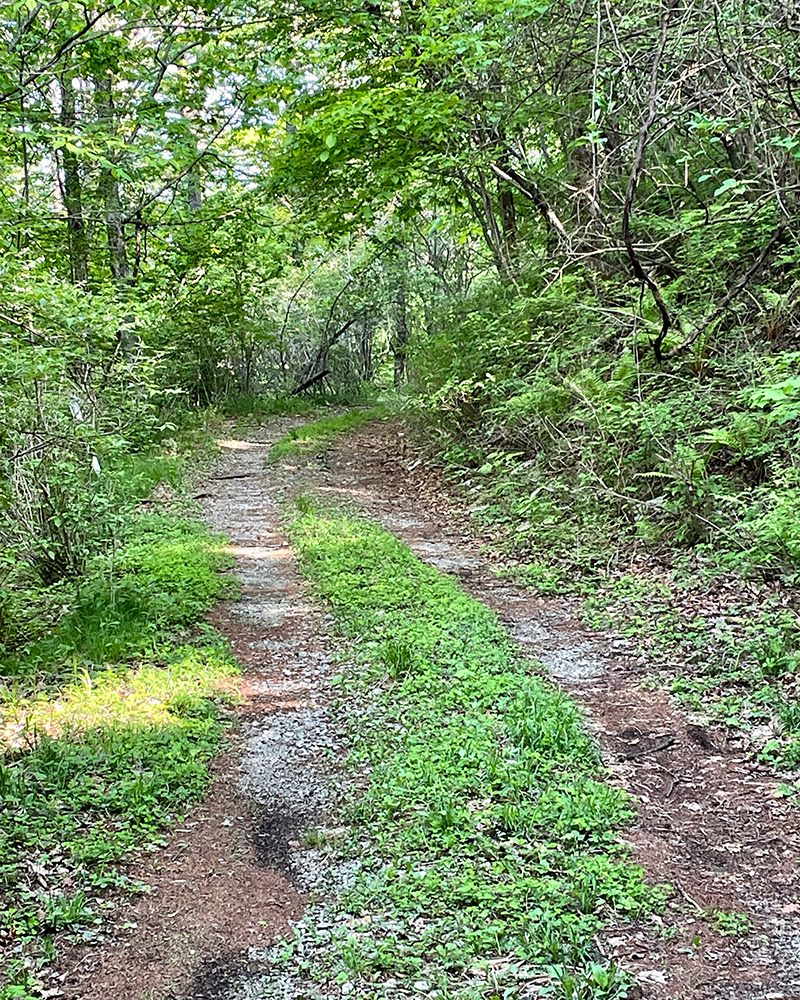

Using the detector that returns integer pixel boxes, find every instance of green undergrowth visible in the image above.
[458,461,800,770]
[220,385,385,419]
[415,402,800,768]
[409,275,800,765]
[288,501,662,999]
[0,425,219,658]
[269,405,390,461]
[429,425,800,768]
[0,512,239,997]
[221,393,317,418]
[2,514,235,688]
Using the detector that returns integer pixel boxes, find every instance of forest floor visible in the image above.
[56,416,800,1000]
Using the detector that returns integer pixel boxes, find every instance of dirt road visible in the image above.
[58,418,800,1000]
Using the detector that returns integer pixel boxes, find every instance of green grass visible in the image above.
[287,501,661,999]
[1,514,235,688]
[269,406,389,462]
[0,513,239,997]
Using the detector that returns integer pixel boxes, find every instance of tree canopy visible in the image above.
[2,0,800,585]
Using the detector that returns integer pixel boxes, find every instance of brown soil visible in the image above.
[57,757,303,1000]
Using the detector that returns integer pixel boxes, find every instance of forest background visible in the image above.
[2,0,800,991]
[4,0,800,770]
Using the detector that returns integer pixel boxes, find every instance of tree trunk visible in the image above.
[58,74,89,285]
[94,69,137,358]
[94,71,130,284]
[496,157,518,268]
[18,51,29,251]
[393,283,410,387]
[187,169,203,214]
[359,315,374,382]
[99,164,130,283]
[460,170,518,284]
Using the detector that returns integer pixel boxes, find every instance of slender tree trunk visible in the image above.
[187,169,203,214]
[185,127,204,217]
[393,283,410,387]
[498,184,517,262]
[94,71,130,284]
[59,74,89,285]
[18,49,29,251]
[99,163,130,282]
[460,170,519,284]
[94,69,137,359]
[359,315,373,382]
[132,208,145,279]
[496,155,518,268]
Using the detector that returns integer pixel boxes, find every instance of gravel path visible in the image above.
[60,424,339,1000]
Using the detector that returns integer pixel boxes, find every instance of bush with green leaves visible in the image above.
[0,261,183,598]
[413,259,800,581]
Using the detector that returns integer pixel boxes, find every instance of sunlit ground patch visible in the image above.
[216,438,258,450]
[221,544,294,560]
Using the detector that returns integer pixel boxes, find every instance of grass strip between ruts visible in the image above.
[289,500,663,1000]
[268,407,389,462]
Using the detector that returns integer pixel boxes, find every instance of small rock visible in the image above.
[636,970,668,985]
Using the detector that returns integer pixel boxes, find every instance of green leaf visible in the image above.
[713,177,745,197]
